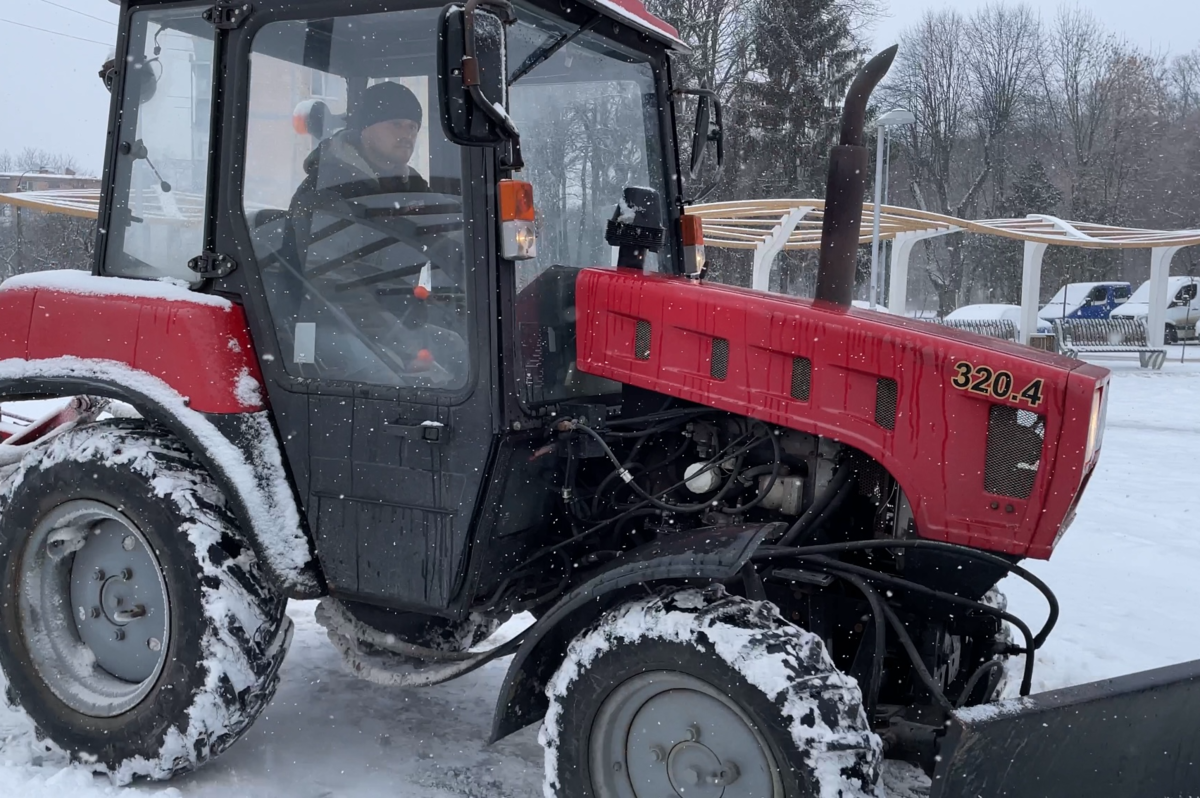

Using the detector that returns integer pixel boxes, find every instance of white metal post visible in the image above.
[1020,242,1049,345]
[887,233,917,317]
[751,207,809,292]
[1148,246,1181,348]
[869,130,885,308]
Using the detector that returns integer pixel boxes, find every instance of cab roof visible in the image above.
[575,0,688,51]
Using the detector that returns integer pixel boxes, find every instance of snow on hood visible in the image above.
[1,270,231,309]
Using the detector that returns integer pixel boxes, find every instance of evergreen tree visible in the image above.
[737,0,862,199]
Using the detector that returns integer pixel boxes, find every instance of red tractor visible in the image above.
[0,0,1196,795]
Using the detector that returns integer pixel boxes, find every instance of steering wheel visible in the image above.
[270,190,469,385]
[291,187,466,288]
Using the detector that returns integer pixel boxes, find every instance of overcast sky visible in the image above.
[0,0,1198,173]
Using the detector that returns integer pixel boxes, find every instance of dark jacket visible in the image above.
[290,129,429,215]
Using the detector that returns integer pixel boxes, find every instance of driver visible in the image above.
[287,82,468,386]
[292,81,429,205]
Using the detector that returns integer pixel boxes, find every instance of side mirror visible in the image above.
[438,1,520,160]
[676,88,724,178]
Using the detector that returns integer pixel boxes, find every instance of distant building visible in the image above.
[0,169,101,194]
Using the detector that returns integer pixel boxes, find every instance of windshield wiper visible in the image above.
[509,15,601,84]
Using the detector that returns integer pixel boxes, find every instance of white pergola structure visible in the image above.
[690,199,1200,346]
[0,188,101,219]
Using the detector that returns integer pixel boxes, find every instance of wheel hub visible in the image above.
[69,519,166,684]
[18,501,171,717]
[590,671,781,798]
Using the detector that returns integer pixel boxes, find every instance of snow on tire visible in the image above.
[540,585,882,798]
[0,420,291,783]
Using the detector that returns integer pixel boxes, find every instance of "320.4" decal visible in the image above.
[951,362,1045,408]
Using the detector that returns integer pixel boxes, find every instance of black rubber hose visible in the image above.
[798,553,1037,696]
[956,660,1006,708]
[575,423,755,515]
[777,463,858,546]
[754,538,1059,648]
[721,428,782,515]
[874,589,957,714]
[821,567,887,722]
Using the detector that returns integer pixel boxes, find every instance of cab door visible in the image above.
[213,4,499,612]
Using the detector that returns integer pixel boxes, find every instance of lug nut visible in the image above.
[113,629,125,642]
[612,762,623,773]
[148,638,162,652]
[91,607,101,619]
[93,568,106,582]
[122,536,136,551]
[121,568,132,581]
[686,725,701,742]
[649,745,666,762]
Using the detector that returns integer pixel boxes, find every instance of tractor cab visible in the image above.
[91,0,706,612]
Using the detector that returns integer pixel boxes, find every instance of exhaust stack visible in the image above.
[815,46,899,307]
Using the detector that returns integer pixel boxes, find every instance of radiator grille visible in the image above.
[790,357,812,401]
[634,320,651,360]
[985,405,1045,499]
[710,338,729,380]
[875,378,898,430]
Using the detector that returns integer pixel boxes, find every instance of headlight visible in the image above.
[1085,387,1107,461]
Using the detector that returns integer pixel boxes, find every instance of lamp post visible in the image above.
[869,110,914,309]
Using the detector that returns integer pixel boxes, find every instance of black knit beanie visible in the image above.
[352,82,423,130]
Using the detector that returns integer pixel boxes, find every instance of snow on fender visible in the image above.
[540,585,882,797]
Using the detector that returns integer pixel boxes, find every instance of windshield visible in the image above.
[507,9,672,288]
[1042,284,1100,312]
[505,7,671,407]
[1129,281,1152,303]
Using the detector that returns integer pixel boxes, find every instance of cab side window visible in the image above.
[103,8,215,282]
[1086,286,1108,303]
[242,10,469,391]
[1178,284,1197,303]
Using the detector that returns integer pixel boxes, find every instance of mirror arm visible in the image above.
[463,0,524,169]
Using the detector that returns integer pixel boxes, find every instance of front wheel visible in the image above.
[0,421,291,782]
[1166,324,1180,344]
[540,587,881,797]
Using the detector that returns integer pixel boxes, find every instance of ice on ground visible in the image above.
[3,356,1200,796]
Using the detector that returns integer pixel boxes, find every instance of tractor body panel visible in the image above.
[575,267,1109,559]
[0,272,264,414]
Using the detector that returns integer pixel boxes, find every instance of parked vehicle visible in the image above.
[1110,276,1200,342]
[945,303,1052,336]
[1038,282,1132,323]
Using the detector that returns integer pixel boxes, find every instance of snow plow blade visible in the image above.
[931,658,1200,798]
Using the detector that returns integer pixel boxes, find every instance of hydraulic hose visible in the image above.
[799,553,1038,696]
[777,461,858,546]
[755,538,1059,649]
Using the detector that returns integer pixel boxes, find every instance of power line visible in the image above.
[0,17,113,47]
[37,0,117,27]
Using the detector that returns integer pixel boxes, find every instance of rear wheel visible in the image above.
[0,421,291,782]
[540,587,881,797]
[1166,324,1180,344]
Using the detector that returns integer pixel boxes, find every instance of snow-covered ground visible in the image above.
[3,351,1200,797]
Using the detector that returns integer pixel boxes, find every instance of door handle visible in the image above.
[383,421,448,443]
